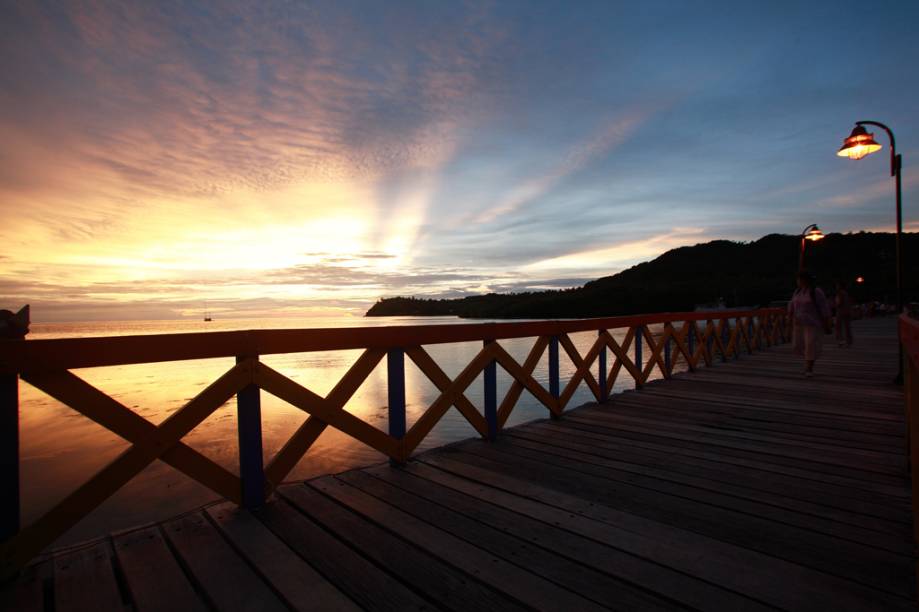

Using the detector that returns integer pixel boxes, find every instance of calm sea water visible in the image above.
[21,315,672,547]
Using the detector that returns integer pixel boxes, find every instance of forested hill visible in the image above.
[366,232,919,319]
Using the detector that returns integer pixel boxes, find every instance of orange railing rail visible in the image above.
[0,307,788,575]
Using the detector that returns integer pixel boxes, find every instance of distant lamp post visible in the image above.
[837,120,904,382]
[798,223,825,271]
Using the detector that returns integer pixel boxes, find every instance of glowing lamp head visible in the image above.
[837,125,882,160]
[856,276,864,284]
[803,225,824,242]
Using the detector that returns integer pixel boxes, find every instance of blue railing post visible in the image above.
[634,327,643,388]
[483,340,497,440]
[549,336,560,419]
[236,355,265,509]
[387,348,406,463]
[734,318,741,360]
[706,321,714,364]
[598,330,608,402]
[663,325,672,375]
[688,322,695,364]
[1,373,18,542]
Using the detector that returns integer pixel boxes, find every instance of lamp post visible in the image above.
[837,120,904,382]
[798,223,824,272]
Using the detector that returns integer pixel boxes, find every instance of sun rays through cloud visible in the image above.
[1,1,917,320]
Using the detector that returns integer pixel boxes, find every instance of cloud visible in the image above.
[817,173,919,208]
[523,227,708,273]
[1,2,917,322]
[467,109,654,225]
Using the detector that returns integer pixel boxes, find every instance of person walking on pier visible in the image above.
[834,280,854,347]
[789,271,832,377]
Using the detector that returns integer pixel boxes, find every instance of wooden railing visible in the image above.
[0,308,788,576]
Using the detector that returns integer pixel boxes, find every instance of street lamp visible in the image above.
[838,120,904,382]
[799,223,824,271]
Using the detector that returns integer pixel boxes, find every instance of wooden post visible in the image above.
[688,322,696,368]
[706,320,714,366]
[236,356,265,509]
[734,318,742,360]
[747,318,754,354]
[634,327,643,388]
[598,330,608,402]
[663,324,672,375]
[0,373,18,542]
[721,320,729,362]
[387,348,406,463]
[483,340,497,440]
[549,336,560,419]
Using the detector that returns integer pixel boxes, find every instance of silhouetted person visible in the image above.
[788,272,831,377]
[834,280,853,347]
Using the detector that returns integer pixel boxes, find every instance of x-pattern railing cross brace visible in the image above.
[0,308,790,577]
[2,360,253,575]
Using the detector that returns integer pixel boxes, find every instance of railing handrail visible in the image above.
[0,308,783,373]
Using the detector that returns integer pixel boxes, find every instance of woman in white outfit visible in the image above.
[788,271,831,377]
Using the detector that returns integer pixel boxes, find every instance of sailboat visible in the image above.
[203,301,212,322]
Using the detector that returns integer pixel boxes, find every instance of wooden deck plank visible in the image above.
[425,446,915,598]
[113,525,206,612]
[53,541,125,612]
[555,412,911,494]
[205,502,359,612]
[528,415,910,498]
[353,466,769,612]
[507,421,911,521]
[162,512,287,612]
[567,405,905,467]
[277,483,529,611]
[402,457,914,612]
[455,438,915,562]
[568,408,904,463]
[499,429,912,540]
[255,495,433,612]
[287,479,600,612]
[336,469,697,612]
[600,395,906,449]
[634,384,905,421]
[563,410,908,479]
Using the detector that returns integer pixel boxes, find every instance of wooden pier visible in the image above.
[2,315,917,610]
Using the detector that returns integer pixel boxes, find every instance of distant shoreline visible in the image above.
[366,232,918,319]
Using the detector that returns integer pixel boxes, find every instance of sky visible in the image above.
[1,1,918,322]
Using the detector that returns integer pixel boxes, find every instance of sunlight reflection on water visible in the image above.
[20,315,675,546]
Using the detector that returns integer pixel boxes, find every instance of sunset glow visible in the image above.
[1,2,917,321]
